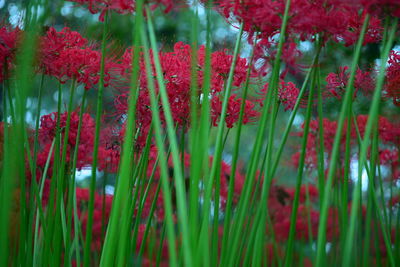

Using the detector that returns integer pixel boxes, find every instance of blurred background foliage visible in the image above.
[1,0,398,187]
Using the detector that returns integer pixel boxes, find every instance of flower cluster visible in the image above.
[67,0,180,21]
[360,0,400,18]
[267,183,339,242]
[325,66,375,99]
[214,0,383,45]
[39,27,117,89]
[259,81,301,111]
[75,188,113,250]
[0,26,22,82]
[115,41,261,149]
[293,115,400,181]
[211,95,259,128]
[36,111,96,173]
[0,26,119,90]
[208,0,384,78]
[385,50,400,106]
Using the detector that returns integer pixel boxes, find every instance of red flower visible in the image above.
[211,94,259,128]
[52,47,113,89]
[75,187,113,251]
[39,27,117,89]
[259,81,301,111]
[39,27,87,74]
[0,26,22,82]
[67,0,181,21]
[213,0,382,45]
[360,0,400,18]
[325,66,375,99]
[278,81,300,111]
[114,42,261,149]
[37,111,95,172]
[385,50,400,106]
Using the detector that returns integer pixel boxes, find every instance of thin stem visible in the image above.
[283,52,317,266]
[315,15,370,266]
[146,7,194,266]
[138,18,178,267]
[342,18,397,267]
[84,12,109,267]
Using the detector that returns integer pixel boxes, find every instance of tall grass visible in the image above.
[0,0,399,266]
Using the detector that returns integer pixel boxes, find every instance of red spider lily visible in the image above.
[67,0,182,21]
[385,50,400,106]
[37,111,96,173]
[293,115,400,172]
[0,26,22,82]
[39,27,119,89]
[325,66,375,99]
[114,42,261,149]
[259,81,301,111]
[360,0,400,18]
[213,0,382,45]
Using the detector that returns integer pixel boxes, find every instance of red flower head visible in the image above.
[325,66,375,99]
[40,27,117,89]
[0,26,22,82]
[259,81,301,111]
[211,94,260,128]
[37,111,95,172]
[67,0,182,21]
[360,0,400,18]
[213,0,382,45]
[114,42,262,149]
[39,27,88,74]
[75,187,113,251]
[385,50,400,106]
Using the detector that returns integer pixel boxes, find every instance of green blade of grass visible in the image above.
[198,21,244,266]
[283,50,318,266]
[342,18,397,267]
[0,10,41,265]
[138,21,178,267]
[83,12,110,267]
[100,0,143,263]
[224,0,292,265]
[220,33,258,262]
[315,15,370,266]
[146,7,193,266]
[65,88,87,267]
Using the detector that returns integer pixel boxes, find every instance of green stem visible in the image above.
[342,18,397,267]
[283,52,317,266]
[100,1,143,263]
[315,15,370,266]
[51,78,76,265]
[146,7,194,266]
[138,18,178,267]
[220,33,258,261]
[65,89,87,267]
[84,12,109,267]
